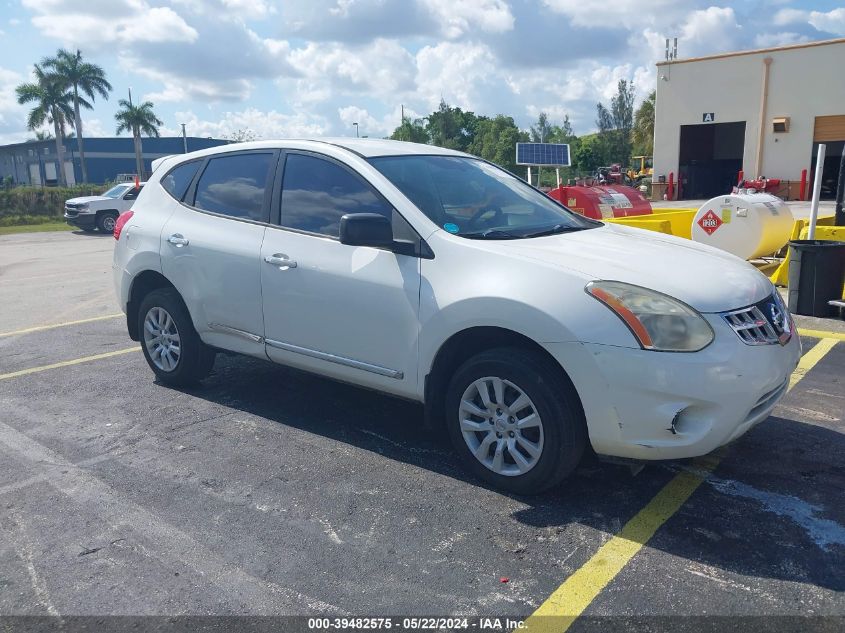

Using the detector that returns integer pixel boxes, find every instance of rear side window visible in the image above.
[193,153,273,222]
[280,153,393,237]
[161,161,200,201]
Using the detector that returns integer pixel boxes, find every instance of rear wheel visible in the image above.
[138,288,215,386]
[445,347,586,495]
[97,212,117,234]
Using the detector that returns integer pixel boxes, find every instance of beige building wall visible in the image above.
[653,38,845,190]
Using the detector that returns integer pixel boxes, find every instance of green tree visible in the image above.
[425,100,480,151]
[390,116,429,143]
[529,112,552,143]
[42,49,112,184]
[595,79,636,167]
[16,64,77,186]
[468,115,529,175]
[115,99,163,178]
[225,128,260,142]
[573,134,602,174]
[611,79,635,167]
[632,90,655,156]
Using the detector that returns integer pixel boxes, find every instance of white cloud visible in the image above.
[0,67,24,129]
[173,0,275,20]
[542,0,682,28]
[23,0,198,45]
[754,31,811,48]
[641,6,742,61]
[287,39,415,101]
[415,41,498,110]
[774,7,845,35]
[420,0,514,38]
[337,105,406,137]
[164,108,329,139]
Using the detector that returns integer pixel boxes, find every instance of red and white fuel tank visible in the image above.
[547,185,652,220]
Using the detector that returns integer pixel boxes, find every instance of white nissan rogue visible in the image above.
[113,139,800,494]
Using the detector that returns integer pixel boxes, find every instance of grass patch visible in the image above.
[0,221,74,236]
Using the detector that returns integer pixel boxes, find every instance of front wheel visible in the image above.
[97,212,117,234]
[138,288,215,386]
[445,347,586,495]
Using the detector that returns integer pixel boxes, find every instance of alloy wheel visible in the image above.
[143,306,182,372]
[458,376,544,476]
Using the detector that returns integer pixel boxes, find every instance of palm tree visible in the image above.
[16,64,77,186]
[43,49,112,184]
[115,99,163,179]
[632,91,656,156]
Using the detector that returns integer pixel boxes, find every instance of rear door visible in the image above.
[160,150,278,356]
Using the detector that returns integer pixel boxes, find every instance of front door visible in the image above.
[261,151,421,398]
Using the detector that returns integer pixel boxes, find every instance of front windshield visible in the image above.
[369,155,597,239]
[103,184,131,198]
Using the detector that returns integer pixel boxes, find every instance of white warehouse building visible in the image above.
[653,37,845,201]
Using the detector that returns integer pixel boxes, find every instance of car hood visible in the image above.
[492,222,773,313]
[66,195,109,204]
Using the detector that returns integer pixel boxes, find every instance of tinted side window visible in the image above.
[161,162,200,201]
[194,153,273,222]
[280,154,393,237]
[123,185,143,200]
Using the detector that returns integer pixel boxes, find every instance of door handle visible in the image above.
[167,234,189,247]
[264,253,297,269]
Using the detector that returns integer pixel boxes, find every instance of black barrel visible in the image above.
[787,240,845,317]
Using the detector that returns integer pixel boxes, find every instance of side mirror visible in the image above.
[339,213,393,248]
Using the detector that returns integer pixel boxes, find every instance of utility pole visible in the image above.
[353,122,359,138]
[401,104,405,141]
[181,123,188,153]
[128,87,133,106]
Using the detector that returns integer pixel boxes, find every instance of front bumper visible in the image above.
[64,211,96,229]
[545,314,802,460]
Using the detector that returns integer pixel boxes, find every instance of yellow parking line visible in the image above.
[0,347,139,381]
[524,338,839,633]
[797,328,845,342]
[0,313,123,338]
[789,337,839,390]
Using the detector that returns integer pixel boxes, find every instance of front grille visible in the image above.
[722,293,792,346]
[64,206,78,217]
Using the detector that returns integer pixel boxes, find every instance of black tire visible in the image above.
[445,347,586,495]
[137,287,215,386]
[97,212,118,234]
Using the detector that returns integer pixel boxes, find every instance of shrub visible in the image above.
[0,184,110,218]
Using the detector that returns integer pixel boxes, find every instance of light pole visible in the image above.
[352,122,359,138]
[181,123,188,153]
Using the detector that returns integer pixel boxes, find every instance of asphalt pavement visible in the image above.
[0,230,842,630]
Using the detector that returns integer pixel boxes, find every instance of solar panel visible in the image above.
[516,143,570,167]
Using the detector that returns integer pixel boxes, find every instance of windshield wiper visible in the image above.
[460,229,521,240]
[520,224,589,238]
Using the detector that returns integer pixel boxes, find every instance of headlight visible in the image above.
[78,203,89,210]
[586,281,714,352]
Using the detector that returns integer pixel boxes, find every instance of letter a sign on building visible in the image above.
[703,112,715,123]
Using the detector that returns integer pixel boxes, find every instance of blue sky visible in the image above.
[1,0,843,144]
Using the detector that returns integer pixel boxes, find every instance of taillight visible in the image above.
[114,210,134,240]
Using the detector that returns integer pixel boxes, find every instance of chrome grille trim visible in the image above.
[721,305,780,345]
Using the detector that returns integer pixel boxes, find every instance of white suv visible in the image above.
[113,140,800,494]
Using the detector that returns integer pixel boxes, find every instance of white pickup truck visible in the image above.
[64,182,144,233]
